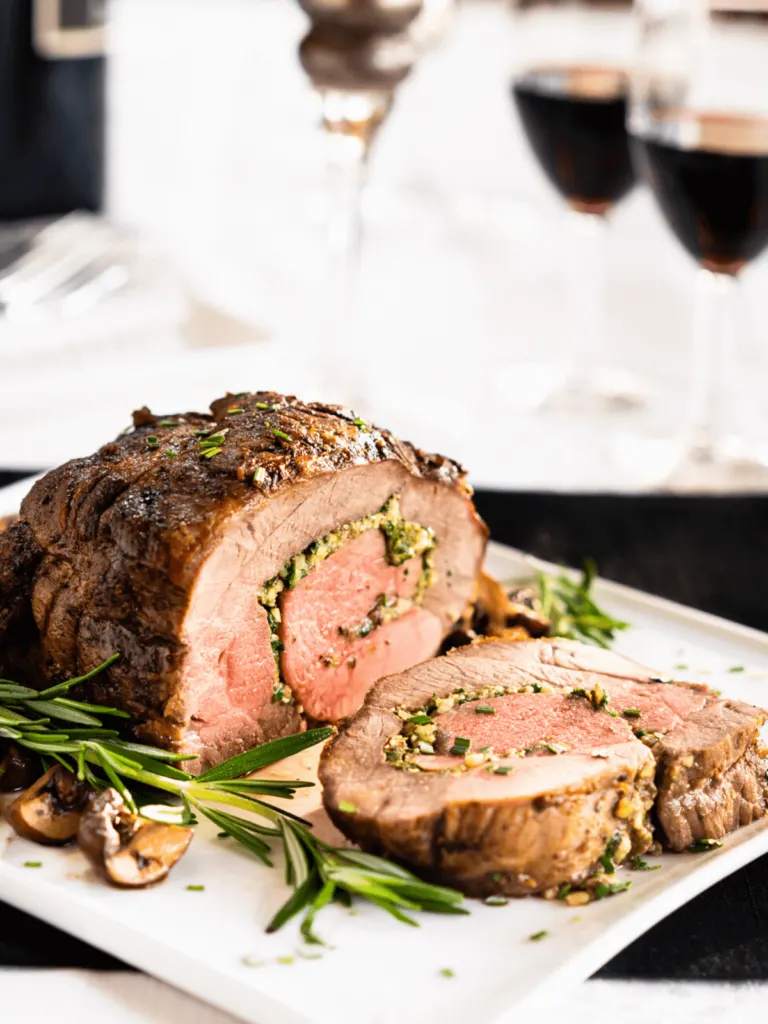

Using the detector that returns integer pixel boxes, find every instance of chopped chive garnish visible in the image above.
[475,705,496,715]
[408,713,433,725]
[556,883,571,899]
[146,435,159,449]
[277,956,295,965]
[186,884,205,891]
[272,428,291,442]
[546,743,568,754]
[165,449,178,458]
[253,467,267,485]
[227,408,245,415]
[450,736,471,756]
[201,447,222,459]
[338,801,358,814]
[593,881,631,900]
[529,930,548,941]
[353,417,368,428]
[484,895,508,907]
[256,401,271,410]
[440,968,455,978]
[23,861,42,868]
[598,834,620,875]
[728,666,745,673]
[493,766,512,775]
[157,419,179,427]
[623,708,642,718]
[690,837,722,852]
[630,855,660,871]
[675,664,688,671]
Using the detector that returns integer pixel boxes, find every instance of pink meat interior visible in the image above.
[435,692,634,756]
[280,529,443,720]
[595,677,708,734]
[178,572,296,763]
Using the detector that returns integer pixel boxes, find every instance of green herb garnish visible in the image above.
[440,968,455,978]
[408,714,433,726]
[450,736,471,756]
[272,428,291,442]
[598,833,621,875]
[146,435,159,450]
[475,705,496,715]
[484,895,508,907]
[728,666,745,674]
[690,837,722,852]
[593,881,631,899]
[187,884,205,891]
[529,930,548,941]
[630,855,660,871]
[535,559,628,649]
[338,801,358,815]
[493,766,512,775]
[623,709,642,718]
[23,861,42,868]
[0,660,465,941]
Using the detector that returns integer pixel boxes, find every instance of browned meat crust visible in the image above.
[5,392,486,760]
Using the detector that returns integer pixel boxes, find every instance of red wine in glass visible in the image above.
[512,65,635,216]
[632,112,768,275]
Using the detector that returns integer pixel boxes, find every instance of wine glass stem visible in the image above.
[562,209,607,394]
[324,133,368,404]
[690,269,738,461]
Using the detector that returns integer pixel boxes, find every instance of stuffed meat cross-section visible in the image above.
[321,637,768,896]
[0,392,486,770]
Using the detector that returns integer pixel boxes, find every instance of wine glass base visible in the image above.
[663,436,768,493]
[496,360,647,414]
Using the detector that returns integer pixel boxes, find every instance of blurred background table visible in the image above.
[3,0,767,490]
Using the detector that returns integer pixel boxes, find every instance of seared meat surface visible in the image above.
[0,392,486,770]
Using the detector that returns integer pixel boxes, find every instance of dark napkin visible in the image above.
[2,477,768,979]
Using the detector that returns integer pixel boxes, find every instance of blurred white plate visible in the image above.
[0,478,767,1023]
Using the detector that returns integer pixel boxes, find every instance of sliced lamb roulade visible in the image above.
[1,392,486,769]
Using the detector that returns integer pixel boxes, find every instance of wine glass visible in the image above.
[509,0,643,413]
[629,0,768,488]
[297,1,423,402]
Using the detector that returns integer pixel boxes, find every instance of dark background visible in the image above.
[2,474,768,979]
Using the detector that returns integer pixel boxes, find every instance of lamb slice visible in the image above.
[15,392,486,769]
[653,697,768,850]
[279,529,443,721]
[449,638,768,849]
[320,657,656,898]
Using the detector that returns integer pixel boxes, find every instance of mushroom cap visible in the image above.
[77,789,193,888]
[5,764,92,845]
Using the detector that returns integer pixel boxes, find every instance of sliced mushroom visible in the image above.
[0,744,40,792]
[505,585,551,638]
[77,789,193,888]
[5,765,92,844]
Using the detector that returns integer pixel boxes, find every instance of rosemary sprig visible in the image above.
[0,658,465,939]
[535,560,628,649]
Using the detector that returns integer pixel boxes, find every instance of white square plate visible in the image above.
[1,477,767,1024]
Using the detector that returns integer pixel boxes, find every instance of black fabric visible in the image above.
[0,1,105,220]
[1,476,767,979]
